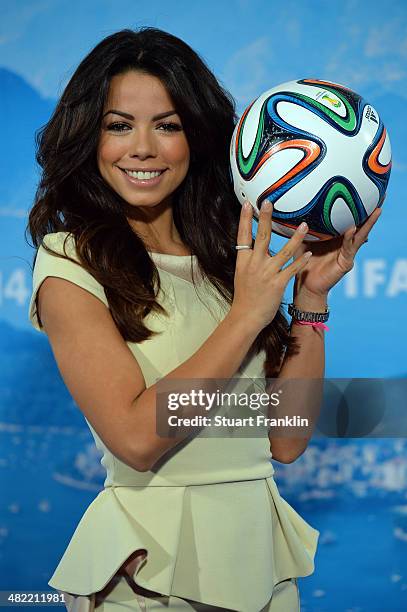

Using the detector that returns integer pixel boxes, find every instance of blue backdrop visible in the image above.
[0,1,406,611]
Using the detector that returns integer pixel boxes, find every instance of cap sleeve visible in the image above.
[28,232,109,332]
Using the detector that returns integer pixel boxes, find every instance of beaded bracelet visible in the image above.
[288,303,330,332]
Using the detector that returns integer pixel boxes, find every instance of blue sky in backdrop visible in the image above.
[1,0,406,111]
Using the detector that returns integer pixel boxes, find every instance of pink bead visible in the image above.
[294,320,329,331]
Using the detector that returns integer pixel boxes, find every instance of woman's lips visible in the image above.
[119,168,167,187]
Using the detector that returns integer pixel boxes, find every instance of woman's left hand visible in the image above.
[292,207,382,300]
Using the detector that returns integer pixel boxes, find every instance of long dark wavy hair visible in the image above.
[27,27,297,377]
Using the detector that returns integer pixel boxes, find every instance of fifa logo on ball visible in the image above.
[321,93,342,108]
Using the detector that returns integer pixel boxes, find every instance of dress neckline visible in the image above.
[148,252,197,259]
[148,251,201,284]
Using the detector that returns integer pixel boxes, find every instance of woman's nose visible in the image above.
[128,127,157,159]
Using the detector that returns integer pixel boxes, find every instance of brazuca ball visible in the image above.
[230,78,391,241]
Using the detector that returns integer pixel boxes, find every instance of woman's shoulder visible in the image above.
[35,230,103,288]
[38,230,93,272]
[40,231,78,257]
[29,231,108,331]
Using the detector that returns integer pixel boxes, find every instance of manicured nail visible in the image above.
[298,222,308,233]
[304,251,313,259]
[243,202,251,210]
[262,200,272,211]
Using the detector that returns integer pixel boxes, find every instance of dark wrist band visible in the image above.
[288,302,330,323]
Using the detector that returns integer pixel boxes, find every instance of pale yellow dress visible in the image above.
[28,232,319,612]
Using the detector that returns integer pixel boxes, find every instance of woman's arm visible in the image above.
[268,207,382,463]
[38,276,265,473]
[268,289,327,463]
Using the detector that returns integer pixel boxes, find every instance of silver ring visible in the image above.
[235,245,252,250]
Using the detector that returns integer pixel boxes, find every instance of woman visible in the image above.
[27,27,380,612]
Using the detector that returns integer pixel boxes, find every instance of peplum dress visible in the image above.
[28,231,319,612]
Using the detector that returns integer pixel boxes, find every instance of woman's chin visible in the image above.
[120,194,170,212]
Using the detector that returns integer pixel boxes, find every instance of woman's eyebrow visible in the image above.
[102,109,177,120]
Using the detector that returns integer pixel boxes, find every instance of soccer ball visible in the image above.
[230,78,391,241]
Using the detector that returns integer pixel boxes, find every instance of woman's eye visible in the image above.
[106,122,131,132]
[157,122,183,132]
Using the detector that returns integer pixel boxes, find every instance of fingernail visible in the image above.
[304,251,312,259]
[298,222,308,233]
[243,202,251,211]
[262,200,272,211]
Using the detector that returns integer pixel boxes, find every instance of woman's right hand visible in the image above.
[230,200,312,332]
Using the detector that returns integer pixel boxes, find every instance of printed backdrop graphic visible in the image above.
[0,1,406,611]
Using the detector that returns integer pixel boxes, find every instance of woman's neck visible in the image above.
[126,199,190,256]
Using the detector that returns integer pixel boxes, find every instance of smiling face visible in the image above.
[97,70,190,210]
